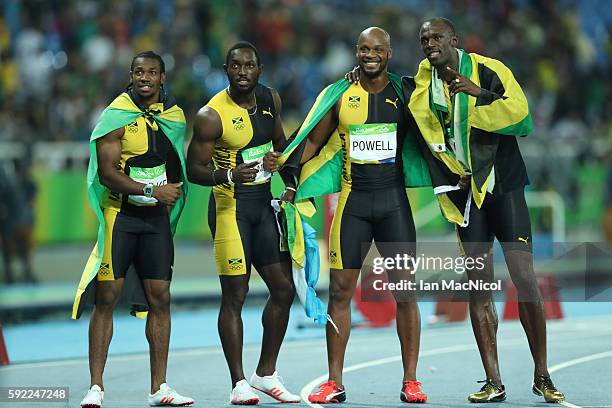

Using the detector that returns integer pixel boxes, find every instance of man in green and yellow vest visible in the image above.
[406,18,565,404]
[278,27,431,405]
[74,51,193,408]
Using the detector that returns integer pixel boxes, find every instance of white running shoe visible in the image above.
[250,371,300,403]
[230,379,260,405]
[148,383,194,406]
[81,385,104,408]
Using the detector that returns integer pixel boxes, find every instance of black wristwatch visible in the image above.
[143,183,154,198]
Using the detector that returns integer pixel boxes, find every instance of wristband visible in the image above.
[227,168,234,184]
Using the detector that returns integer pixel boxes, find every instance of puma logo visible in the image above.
[518,236,529,244]
[263,108,273,117]
[385,98,398,109]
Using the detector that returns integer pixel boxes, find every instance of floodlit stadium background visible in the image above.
[0,1,611,406]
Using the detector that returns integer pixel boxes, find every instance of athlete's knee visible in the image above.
[329,278,354,307]
[275,285,295,307]
[147,290,171,312]
[394,292,417,305]
[469,298,496,317]
[507,267,540,301]
[95,282,122,312]
[221,286,249,310]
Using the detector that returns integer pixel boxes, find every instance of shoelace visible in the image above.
[477,379,500,392]
[314,381,337,396]
[268,373,286,388]
[402,381,423,394]
[159,385,175,395]
[535,375,555,390]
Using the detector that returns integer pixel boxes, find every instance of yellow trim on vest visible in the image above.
[212,192,248,276]
[98,209,119,281]
[208,89,256,198]
[329,187,351,270]
[338,83,369,188]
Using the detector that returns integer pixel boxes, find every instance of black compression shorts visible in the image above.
[329,185,416,270]
[208,191,290,275]
[97,209,174,282]
[457,188,532,255]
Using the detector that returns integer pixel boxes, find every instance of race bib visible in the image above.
[128,164,167,205]
[348,123,397,164]
[241,141,273,184]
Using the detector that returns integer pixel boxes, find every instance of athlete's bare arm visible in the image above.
[96,128,181,205]
[300,101,340,164]
[187,106,257,186]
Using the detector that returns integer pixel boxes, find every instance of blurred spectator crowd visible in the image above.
[0,0,611,254]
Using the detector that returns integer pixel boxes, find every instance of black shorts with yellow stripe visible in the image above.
[97,208,174,282]
[457,188,532,256]
[208,191,290,275]
[329,185,416,270]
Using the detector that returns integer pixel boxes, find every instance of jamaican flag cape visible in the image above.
[72,91,188,319]
[404,49,532,226]
[279,74,431,218]
[278,74,430,276]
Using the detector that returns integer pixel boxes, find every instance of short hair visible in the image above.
[358,27,391,48]
[422,17,456,36]
[225,41,261,66]
[131,51,165,73]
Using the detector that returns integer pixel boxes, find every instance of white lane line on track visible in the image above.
[559,401,583,408]
[301,335,612,407]
[550,350,612,408]
[4,315,608,372]
[549,350,612,374]
[0,320,480,371]
[300,339,526,407]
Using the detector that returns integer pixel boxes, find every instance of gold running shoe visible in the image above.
[468,379,506,403]
[532,375,565,403]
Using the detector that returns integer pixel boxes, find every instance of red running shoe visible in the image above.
[400,380,427,403]
[308,381,346,404]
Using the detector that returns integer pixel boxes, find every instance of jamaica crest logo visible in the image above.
[348,95,360,109]
[232,116,245,131]
[98,262,111,277]
[330,250,338,264]
[127,121,139,133]
[228,258,243,271]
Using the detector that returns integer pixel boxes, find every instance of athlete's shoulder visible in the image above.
[470,53,512,74]
[206,88,229,110]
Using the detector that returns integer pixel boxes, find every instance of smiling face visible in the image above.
[224,48,262,94]
[130,57,165,102]
[356,27,392,79]
[419,20,458,68]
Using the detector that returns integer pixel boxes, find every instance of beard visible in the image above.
[229,77,258,95]
[359,59,388,79]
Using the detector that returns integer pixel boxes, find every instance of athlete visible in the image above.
[279,27,427,404]
[387,18,564,403]
[186,42,300,405]
[344,18,566,403]
[75,51,193,407]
